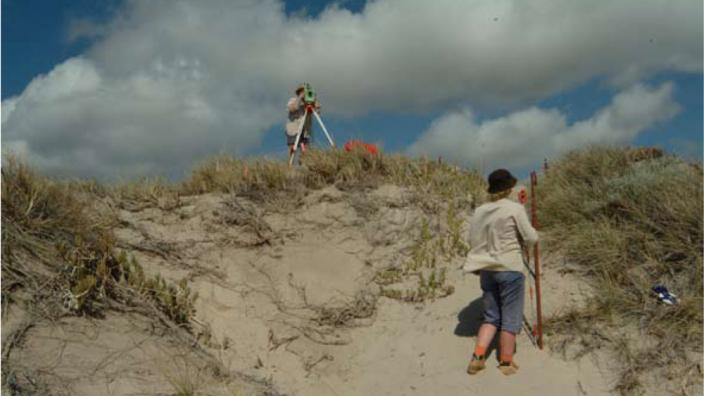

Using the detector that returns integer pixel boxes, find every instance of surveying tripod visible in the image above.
[288,103,336,167]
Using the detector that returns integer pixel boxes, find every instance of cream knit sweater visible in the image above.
[286,96,319,137]
[463,198,539,273]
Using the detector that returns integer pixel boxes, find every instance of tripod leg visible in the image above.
[312,110,335,148]
[289,111,308,167]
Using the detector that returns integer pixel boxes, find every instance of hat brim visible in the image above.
[487,177,517,194]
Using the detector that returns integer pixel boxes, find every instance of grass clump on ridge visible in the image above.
[180,154,290,195]
[539,146,703,394]
[180,148,486,212]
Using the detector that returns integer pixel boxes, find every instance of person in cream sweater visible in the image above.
[464,169,538,376]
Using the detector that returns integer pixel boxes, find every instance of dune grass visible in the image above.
[1,157,198,327]
[179,148,486,211]
[539,146,703,394]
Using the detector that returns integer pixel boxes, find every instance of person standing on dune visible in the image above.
[286,84,321,163]
[463,169,539,376]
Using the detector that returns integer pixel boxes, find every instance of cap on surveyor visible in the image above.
[295,84,305,94]
[487,169,517,194]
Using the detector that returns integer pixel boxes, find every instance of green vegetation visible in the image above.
[377,203,471,303]
[540,146,703,394]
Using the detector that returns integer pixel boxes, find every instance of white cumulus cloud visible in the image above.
[2,0,701,179]
[408,82,681,172]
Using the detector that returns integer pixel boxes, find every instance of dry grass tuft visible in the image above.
[314,291,378,327]
[111,177,181,211]
[180,155,290,196]
[540,146,703,394]
[179,149,486,211]
[1,157,198,326]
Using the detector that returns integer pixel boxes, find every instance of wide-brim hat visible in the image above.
[487,169,517,194]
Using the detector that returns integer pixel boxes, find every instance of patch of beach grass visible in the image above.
[540,146,703,394]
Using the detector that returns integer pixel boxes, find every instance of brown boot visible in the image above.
[498,360,520,376]
[466,354,486,375]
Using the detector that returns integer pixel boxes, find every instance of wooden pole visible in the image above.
[530,171,544,350]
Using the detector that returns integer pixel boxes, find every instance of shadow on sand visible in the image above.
[454,296,500,360]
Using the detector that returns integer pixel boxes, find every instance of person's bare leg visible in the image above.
[498,330,519,375]
[288,145,295,167]
[476,323,497,353]
[467,324,496,374]
[299,142,306,164]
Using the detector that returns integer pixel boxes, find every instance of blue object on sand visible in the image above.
[652,285,678,305]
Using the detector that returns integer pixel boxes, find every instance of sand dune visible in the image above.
[87,185,611,395]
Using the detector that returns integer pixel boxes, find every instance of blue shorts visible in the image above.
[480,270,525,334]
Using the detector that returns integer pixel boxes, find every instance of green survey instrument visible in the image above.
[303,83,317,105]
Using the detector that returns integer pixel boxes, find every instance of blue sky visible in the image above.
[2,0,118,98]
[2,0,702,180]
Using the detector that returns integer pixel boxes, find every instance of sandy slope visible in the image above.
[290,275,610,396]
[2,299,276,395]
[103,185,613,395]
